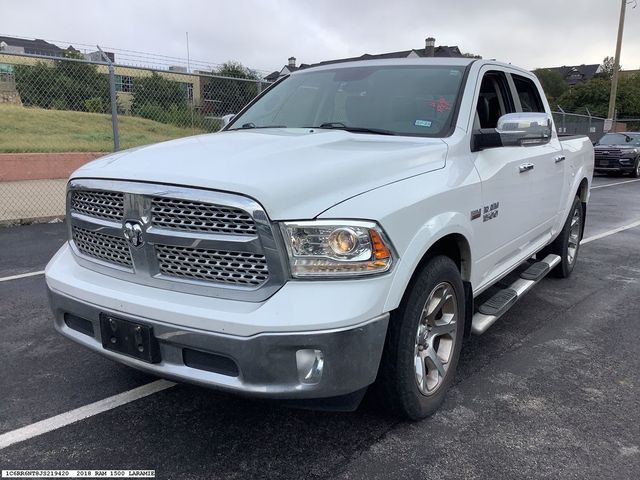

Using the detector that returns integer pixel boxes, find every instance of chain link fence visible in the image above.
[0,51,271,223]
[552,110,606,143]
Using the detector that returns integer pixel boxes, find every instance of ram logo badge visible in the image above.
[123,221,145,248]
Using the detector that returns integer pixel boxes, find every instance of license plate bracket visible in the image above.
[100,314,161,363]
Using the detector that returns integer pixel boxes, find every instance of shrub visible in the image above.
[84,97,108,113]
[14,51,109,112]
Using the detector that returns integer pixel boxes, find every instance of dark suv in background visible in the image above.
[594,132,640,177]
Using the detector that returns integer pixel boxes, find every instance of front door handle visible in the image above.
[554,155,566,163]
[519,163,535,173]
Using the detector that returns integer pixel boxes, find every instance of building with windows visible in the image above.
[0,45,200,112]
[0,36,65,57]
[543,64,602,86]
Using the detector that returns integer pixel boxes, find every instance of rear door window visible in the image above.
[512,75,545,113]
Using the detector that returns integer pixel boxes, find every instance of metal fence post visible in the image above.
[256,80,262,96]
[557,106,566,134]
[97,45,120,152]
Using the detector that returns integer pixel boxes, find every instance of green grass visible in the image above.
[0,104,206,153]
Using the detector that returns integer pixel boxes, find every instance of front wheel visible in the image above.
[631,158,640,178]
[376,255,465,420]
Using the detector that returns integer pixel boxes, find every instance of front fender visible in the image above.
[318,157,482,315]
[382,212,474,312]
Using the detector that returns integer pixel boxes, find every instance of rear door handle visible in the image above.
[554,155,566,163]
[519,163,535,173]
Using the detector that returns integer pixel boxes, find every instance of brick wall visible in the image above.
[0,152,105,182]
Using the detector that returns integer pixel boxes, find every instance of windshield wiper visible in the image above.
[227,123,287,131]
[316,122,396,136]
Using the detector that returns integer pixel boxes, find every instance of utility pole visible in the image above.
[606,0,627,130]
[186,32,191,73]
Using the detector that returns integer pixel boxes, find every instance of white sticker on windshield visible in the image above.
[415,120,432,128]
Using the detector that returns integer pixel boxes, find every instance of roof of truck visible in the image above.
[290,57,532,77]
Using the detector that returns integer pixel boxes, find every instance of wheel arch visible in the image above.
[577,176,589,203]
[576,176,589,237]
[384,226,473,314]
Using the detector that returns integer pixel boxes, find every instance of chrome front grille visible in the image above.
[72,226,133,268]
[151,197,256,235]
[156,245,269,286]
[71,190,124,221]
[67,180,285,301]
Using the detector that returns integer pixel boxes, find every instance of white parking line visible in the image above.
[582,219,640,245]
[0,270,45,283]
[0,380,175,450]
[591,178,640,190]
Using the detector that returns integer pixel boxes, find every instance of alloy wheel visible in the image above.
[414,282,458,396]
[567,206,581,265]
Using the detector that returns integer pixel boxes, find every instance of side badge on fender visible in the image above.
[471,202,500,222]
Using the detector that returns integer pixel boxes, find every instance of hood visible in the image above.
[72,129,447,219]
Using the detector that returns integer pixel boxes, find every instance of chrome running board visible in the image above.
[471,254,561,335]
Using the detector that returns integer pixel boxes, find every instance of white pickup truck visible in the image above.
[46,58,594,419]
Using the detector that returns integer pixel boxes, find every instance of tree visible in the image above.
[14,49,109,112]
[203,61,262,116]
[215,61,261,80]
[533,68,567,106]
[599,56,621,79]
[616,73,640,118]
[555,73,640,119]
[131,72,188,111]
[129,72,193,127]
[556,77,610,117]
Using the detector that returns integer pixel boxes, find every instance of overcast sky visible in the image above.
[2,0,640,73]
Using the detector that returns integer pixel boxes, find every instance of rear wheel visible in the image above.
[376,255,465,420]
[541,196,584,278]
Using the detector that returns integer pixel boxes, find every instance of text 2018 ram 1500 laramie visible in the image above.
[46,58,594,419]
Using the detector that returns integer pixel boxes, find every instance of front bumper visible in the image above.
[46,245,391,400]
[594,158,636,173]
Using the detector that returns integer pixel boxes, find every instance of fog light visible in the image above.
[296,349,324,384]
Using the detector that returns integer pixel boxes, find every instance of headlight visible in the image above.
[280,220,394,278]
[622,148,639,157]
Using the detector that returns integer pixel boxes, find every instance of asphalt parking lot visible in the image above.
[1,175,640,479]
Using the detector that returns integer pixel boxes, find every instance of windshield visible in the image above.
[597,133,640,146]
[228,65,467,137]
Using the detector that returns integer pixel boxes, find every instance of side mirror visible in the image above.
[221,114,236,127]
[496,112,553,146]
[473,112,553,151]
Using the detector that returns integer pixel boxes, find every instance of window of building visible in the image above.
[115,75,134,93]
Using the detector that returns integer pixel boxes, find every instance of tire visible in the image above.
[541,196,584,278]
[631,158,640,178]
[376,255,465,420]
